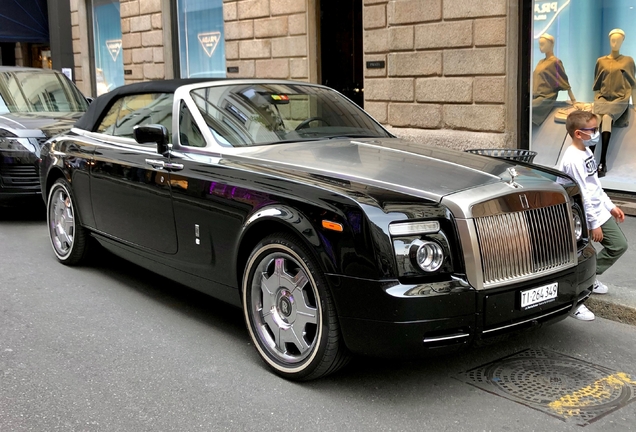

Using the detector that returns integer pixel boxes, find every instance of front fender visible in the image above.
[238,204,341,276]
[41,137,96,228]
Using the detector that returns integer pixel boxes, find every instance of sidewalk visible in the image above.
[584,197,636,325]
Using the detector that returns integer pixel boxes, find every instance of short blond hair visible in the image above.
[565,110,596,138]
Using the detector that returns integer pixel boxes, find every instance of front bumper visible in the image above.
[0,147,41,200]
[329,242,596,358]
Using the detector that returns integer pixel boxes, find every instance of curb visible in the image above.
[614,200,636,217]
[586,297,636,326]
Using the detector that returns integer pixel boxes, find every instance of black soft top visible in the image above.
[74,78,221,131]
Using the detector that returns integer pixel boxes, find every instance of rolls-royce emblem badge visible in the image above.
[519,194,530,209]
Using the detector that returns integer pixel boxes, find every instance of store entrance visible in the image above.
[319,0,363,108]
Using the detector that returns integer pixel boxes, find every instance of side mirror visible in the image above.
[133,124,170,155]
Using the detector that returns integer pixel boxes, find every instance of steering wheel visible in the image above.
[295,117,330,130]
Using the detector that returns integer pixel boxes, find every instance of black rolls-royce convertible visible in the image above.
[38,79,596,380]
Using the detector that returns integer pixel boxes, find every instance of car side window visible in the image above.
[97,93,174,143]
[178,102,206,148]
[96,99,123,134]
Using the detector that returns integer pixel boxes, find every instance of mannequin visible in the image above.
[532,34,576,125]
[592,28,636,177]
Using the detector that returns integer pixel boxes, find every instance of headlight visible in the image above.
[410,240,444,272]
[572,210,583,241]
[389,221,440,236]
[389,215,457,278]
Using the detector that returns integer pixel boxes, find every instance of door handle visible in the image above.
[145,159,165,168]
[164,162,184,171]
[145,159,184,171]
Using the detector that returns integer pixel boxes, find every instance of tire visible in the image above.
[47,178,90,265]
[242,232,350,380]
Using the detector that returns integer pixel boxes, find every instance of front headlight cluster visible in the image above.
[572,207,583,241]
[562,184,589,249]
[571,203,586,244]
[389,220,453,277]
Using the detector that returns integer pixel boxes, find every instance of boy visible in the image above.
[560,110,628,321]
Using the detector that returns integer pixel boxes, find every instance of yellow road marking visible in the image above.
[548,372,636,418]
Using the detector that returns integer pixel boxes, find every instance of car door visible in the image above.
[89,93,179,254]
[162,98,274,290]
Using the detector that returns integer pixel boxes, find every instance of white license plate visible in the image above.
[520,282,558,309]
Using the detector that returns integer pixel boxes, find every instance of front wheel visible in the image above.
[242,233,350,380]
[47,178,90,265]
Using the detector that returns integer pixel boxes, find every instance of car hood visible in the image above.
[0,112,83,138]
[227,138,534,203]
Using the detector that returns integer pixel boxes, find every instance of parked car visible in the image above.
[38,79,596,380]
[0,66,88,202]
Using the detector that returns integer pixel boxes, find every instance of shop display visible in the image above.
[592,28,636,177]
[532,34,576,125]
[530,2,636,191]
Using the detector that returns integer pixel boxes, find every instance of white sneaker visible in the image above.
[593,280,608,294]
[570,304,595,321]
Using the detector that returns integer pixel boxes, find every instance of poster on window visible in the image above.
[93,0,125,95]
[177,0,226,78]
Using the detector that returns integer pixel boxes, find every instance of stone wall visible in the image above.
[120,0,166,84]
[223,0,311,80]
[363,0,515,149]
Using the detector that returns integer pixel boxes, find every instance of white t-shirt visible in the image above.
[558,144,614,229]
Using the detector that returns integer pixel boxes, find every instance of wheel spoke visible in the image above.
[57,224,72,248]
[261,309,280,347]
[295,303,317,327]
[281,326,310,354]
[260,272,277,312]
[291,270,308,292]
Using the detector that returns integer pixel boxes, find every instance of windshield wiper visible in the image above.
[323,134,380,140]
[258,138,323,145]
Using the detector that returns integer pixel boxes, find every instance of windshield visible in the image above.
[0,70,88,114]
[189,83,391,147]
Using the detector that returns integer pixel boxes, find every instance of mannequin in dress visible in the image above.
[532,34,576,125]
[592,28,636,177]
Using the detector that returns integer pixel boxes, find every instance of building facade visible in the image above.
[62,0,636,192]
[69,0,517,149]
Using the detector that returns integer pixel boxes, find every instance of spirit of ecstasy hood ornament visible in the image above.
[505,167,523,189]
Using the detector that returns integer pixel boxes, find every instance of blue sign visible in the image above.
[177,0,226,78]
[92,1,124,95]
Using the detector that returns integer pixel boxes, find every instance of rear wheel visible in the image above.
[47,178,89,265]
[242,233,350,380]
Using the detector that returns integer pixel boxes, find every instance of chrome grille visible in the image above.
[474,202,576,286]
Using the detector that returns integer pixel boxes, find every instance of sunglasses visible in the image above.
[578,127,599,134]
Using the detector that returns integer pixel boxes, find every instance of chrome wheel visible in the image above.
[47,179,89,265]
[49,185,75,258]
[249,247,320,364]
[243,234,350,380]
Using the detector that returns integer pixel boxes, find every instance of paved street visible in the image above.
[1,202,636,431]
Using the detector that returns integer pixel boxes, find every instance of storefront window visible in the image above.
[92,0,125,96]
[176,0,226,78]
[530,1,636,191]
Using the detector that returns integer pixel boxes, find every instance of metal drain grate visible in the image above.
[453,348,636,426]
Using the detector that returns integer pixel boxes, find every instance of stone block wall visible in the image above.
[70,0,92,95]
[223,0,310,80]
[120,0,166,84]
[363,0,514,149]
